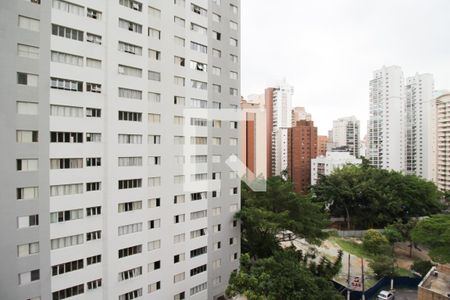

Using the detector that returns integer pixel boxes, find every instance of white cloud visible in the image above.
[242,0,450,135]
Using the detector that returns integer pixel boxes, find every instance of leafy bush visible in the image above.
[411,260,434,277]
[370,255,397,279]
[363,229,390,255]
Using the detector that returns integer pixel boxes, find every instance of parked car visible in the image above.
[377,290,395,300]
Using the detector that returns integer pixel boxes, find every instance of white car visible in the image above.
[377,290,395,300]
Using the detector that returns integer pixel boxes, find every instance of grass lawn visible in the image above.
[331,237,373,259]
[395,267,414,277]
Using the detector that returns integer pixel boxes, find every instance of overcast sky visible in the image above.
[241,0,450,135]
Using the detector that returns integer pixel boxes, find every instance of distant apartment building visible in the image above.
[292,106,312,125]
[265,81,294,177]
[405,73,435,179]
[240,98,267,179]
[317,135,328,156]
[368,65,405,171]
[287,120,318,193]
[331,116,360,157]
[0,1,241,299]
[433,92,450,191]
[311,152,362,185]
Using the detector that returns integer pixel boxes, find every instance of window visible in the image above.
[148,135,161,144]
[119,18,142,33]
[212,120,222,128]
[50,234,83,250]
[174,0,185,7]
[86,157,101,167]
[174,233,185,243]
[147,240,161,251]
[50,77,82,91]
[190,228,207,239]
[118,65,142,77]
[87,8,101,20]
[87,279,102,290]
[86,182,101,192]
[17,44,39,59]
[148,219,161,229]
[86,206,101,216]
[174,16,185,27]
[212,137,222,145]
[213,31,221,41]
[173,115,185,125]
[118,266,142,281]
[212,13,221,22]
[230,138,238,146]
[119,0,142,11]
[86,132,101,142]
[174,253,185,263]
[52,0,84,16]
[17,187,39,200]
[191,80,207,90]
[174,214,185,224]
[51,51,83,67]
[19,269,40,285]
[148,92,161,103]
[190,41,207,54]
[213,84,222,93]
[212,101,222,109]
[148,281,161,293]
[50,183,83,197]
[230,71,238,80]
[118,179,142,189]
[190,118,207,127]
[230,38,238,47]
[190,136,207,145]
[118,222,143,236]
[119,88,142,100]
[148,6,161,18]
[190,282,207,296]
[174,96,185,106]
[148,27,161,39]
[51,24,83,41]
[212,172,221,180]
[17,72,38,86]
[191,173,207,181]
[191,4,207,16]
[230,54,238,63]
[52,284,84,300]
[17,242,39,257]
[148,198,160,208]
[118,288,142,300]
[212,66,221,76]
[86,58,101,68]
[52,259,83,276]
[148,49,161,60]
[118,41,142,55]
[174,194,185,204]
[190,98,207,108]
[174,175,185,184]
[16,102,38,116]
[214,224,222,233]
[86,107,101,117]
[230,21,238,30]
[190,264,207,276]
[230,121,238,129]
[50,209,83,223]
[17,159,38,171]
[118,200,142,212]
[174,56,185,66]
[212,259,221,269]
[148,70,161,81]
[190,210,207,220]
[148,176,161,187]
[118,157,142,167]
[86,254,101,265]
[174,272,185,283]
[212,207,221,216]
[174,36,185,47]
[174,136,185,145]
[85,82,101,93]
[191,155,207,164]
[174,76,185,86]
[18,15,39,31]
[118,134,142,144]
[119,111,142,122]
[148,260,161,271]
[17,214,39,228]
[191,23,207,35]
[230,88,239,96]
[118,245,142,258]
[213,276,222,286]
[174,292,185,300]
[230,204,238,212]
[190,246,207,258]
[212,48,221,58]
[190,61,207,72]
[148,156,161,166]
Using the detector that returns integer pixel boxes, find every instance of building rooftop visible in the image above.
[419,265,450,297]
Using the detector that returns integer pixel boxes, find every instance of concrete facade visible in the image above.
[311,152,362,185]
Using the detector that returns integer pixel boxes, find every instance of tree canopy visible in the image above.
[312,165,442,229]
[411,214,450,263]
[226,250,343,300]
[239,176,329,258]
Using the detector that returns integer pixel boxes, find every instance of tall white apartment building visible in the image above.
[368,65,405,171]
[331,116,360,157]
[311,152,362,185]
[266,81,293,176]
[0,1,241,300]
[405,73,435,179]
[433,92,450,190]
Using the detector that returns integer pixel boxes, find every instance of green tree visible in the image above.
[411,260,434,277]
[370,255,397,279]
[312,165,442,229]
[239,177,329,258]
[362,229,390,255]
[226,250,343,300]
[411,215,450,263]
[384,219,418,257]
